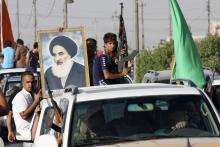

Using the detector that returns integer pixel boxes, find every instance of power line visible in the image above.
[10,11,211,22]
[190,10,206,24]
[22,3,34,28]
[45,0,56,18]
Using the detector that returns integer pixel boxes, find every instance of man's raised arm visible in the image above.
[0,89,9,116]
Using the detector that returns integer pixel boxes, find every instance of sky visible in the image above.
[5,0,220,50]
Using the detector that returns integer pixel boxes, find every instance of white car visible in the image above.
[18,83,220,147]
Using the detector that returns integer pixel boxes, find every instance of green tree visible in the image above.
[135,49,153,83]
[197,35,220,73]
[135,35,220,83]
[135,42,174,83]
[151,43,174,70]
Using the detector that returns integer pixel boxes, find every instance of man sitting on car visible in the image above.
[12,71,42,140]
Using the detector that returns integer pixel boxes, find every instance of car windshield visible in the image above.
[71,95,220,146]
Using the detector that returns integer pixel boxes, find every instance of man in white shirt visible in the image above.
[12,71,42,140]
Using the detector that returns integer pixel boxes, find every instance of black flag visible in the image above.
[118,3,128,71]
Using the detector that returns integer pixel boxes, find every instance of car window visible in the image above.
[212,85,220,110]
[215,85,220,99]
[40,106,55,135]
[71,95,220,146]
[214,85,220,100]
[5,81,21,102]
[5,82,21,95]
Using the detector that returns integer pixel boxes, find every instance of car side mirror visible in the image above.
[33,135,58,147]
[40,107,55,135]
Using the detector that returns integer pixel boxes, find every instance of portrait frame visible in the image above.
[37,27,90,98]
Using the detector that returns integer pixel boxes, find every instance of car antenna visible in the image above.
[45,75,62,124]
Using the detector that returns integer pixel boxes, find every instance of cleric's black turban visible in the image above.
[49,36,77,58]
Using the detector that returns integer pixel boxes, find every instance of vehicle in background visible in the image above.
[142,70,170,83]
[142,68,218,84]
[0,68,40,142]
[18,83,220,147]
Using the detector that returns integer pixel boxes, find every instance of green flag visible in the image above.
[169,0,205,89]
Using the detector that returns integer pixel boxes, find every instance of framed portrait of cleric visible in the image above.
[37,27,90,97]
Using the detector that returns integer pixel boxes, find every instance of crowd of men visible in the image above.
[0,31,133,147]
[0,39,39,73]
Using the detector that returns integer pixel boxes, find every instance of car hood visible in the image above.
[103,138,220,147]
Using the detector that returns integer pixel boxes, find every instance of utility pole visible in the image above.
[17,0,20,38]
[63,0,74,28]
[134,0,139,51]
[92,18,98,40]
[133,0,139,82]
[112,11,118,34]
[207,0,210,34]
[169,11,172,42]
[33,0,37,41]
[140,1,145,50]
[63,0,68,28]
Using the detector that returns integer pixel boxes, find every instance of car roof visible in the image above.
[5,76,21,82]
[0,68,40,75]
[75,83,201,102]
[0,68,40,80]
[0,68,26,74]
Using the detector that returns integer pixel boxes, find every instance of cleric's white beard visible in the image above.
[52,59,73,78]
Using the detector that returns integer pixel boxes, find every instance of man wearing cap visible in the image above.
[45,35,85,90]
